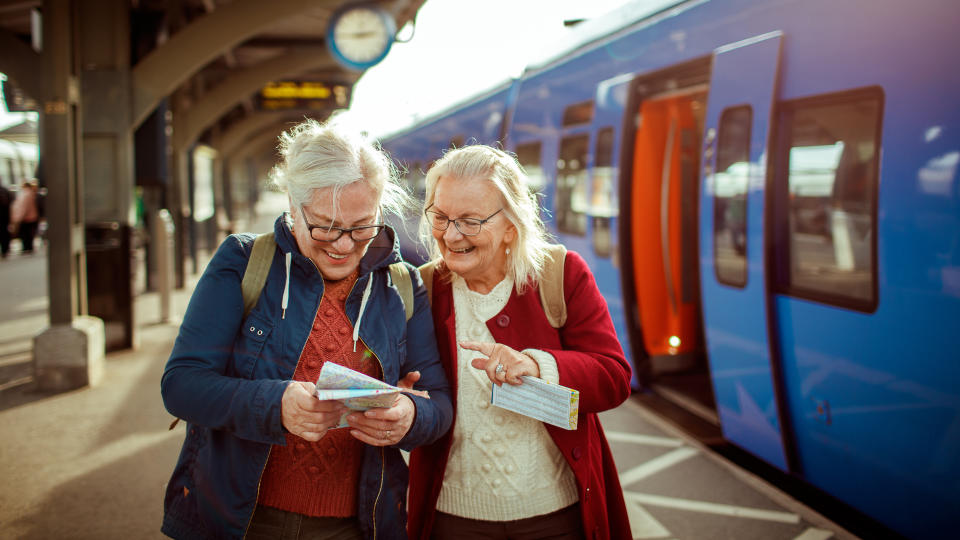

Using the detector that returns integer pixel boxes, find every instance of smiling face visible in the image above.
[431,174,516,293]
[291,181,381,280]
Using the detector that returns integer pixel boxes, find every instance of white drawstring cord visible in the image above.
[352,274,373,351]
[281,252,291,319]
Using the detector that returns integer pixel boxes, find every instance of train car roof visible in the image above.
[523,0,700,75]
[379,78,516,143]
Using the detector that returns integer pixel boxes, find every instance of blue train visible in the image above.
[380,0,960,537]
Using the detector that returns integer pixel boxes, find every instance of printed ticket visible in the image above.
[314,363,402,427]
[490,376,579,430]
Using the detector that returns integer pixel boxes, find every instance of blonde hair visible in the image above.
[421,145,552,294]
[269,117,410,218]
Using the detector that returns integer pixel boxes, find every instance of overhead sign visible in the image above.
[257,81,350,111]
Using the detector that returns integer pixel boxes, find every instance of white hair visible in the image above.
[421,145,552,294]
[269,117,410,219]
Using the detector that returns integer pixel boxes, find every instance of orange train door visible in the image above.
[630,92,706,372]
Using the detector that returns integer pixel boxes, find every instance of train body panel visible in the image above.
[381,0,960,537]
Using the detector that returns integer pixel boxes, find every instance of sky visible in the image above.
[0,1,635,136]
[340,0,634,138]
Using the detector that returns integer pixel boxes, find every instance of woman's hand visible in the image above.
[346,394,416,446]
[461,340,540,386]
[281,381,347,442]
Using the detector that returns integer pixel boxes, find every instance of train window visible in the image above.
[713,106,751,287]
[556,134,589,236]
[562,101,594,127]
[591,127,617,257]
[515,141,546,193]
[777,88,881,310]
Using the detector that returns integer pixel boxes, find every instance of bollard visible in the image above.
[153,209,175,323]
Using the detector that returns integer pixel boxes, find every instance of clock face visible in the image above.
[327,5,396,70]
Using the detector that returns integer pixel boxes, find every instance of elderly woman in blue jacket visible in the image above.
[160,118,452,540]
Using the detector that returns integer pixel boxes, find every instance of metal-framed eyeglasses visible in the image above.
[299,206,385,243]
[425,206,503,236]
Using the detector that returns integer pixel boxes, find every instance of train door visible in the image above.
[699,32,789,470]
[630,89,708,391]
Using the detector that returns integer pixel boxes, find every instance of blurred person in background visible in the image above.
[10,179,39,254]
[160,118,452,540]
[0,182,11,258]
[406,145,632,540]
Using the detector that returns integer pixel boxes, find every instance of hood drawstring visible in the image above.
[352,274,373,351]
[281,252,291,319]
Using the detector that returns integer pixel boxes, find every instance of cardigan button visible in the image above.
[572,446,583,460]
[496,314,510,327]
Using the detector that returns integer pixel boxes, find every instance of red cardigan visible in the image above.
[407,250,633,540]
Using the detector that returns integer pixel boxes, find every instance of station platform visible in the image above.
[0,193,856,539]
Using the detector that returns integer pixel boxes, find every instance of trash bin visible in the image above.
[85,221,135,351]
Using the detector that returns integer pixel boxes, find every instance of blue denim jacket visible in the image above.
[161,215,452,540]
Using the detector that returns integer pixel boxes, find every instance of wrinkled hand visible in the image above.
[461,340,540,386]
[397,371,430,399]
[281,381,347,442]
[346,394,416,446]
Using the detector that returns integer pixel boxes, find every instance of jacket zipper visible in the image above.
[242,262,324,538]
[365,342,387,539]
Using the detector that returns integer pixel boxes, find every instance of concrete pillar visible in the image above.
[34,0,106,391]
[77,0,137,351]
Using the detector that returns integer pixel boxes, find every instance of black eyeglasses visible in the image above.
[425,206,503,236]
[299,206,384,243]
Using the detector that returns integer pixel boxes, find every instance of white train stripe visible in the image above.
[619,447,699,486]
[624,491,801,524]
[792,528,834,540]
[605,431,685,447]
[626,499,672,539]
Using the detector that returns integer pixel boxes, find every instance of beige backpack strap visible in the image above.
[417,260,440,307]
[389,262,414,322]
[539,244,568,328]
[241,232,276,319]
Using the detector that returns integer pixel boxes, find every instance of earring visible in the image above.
[505,247,511,255]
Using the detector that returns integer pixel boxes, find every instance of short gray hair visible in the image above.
[269,117,409,218]
[421,145,552,294]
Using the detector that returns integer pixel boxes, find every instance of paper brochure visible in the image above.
[491,376,579,430]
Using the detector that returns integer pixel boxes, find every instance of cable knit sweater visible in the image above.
[435,276,579,521]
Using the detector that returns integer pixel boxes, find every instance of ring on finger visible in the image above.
[495,363,505,375]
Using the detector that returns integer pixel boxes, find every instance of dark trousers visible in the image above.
[245,505,363,540]
[0,224,9,257]
[431,504,584,540]
[18,220,37,253]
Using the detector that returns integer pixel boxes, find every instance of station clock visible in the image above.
[326,3,397,71]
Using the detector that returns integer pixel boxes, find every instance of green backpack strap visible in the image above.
[241,232,277,319]
[539,244,567,328]
[417,259,441,307]
[389,262,414,322]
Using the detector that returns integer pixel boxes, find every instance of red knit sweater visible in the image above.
[258,270,382,517]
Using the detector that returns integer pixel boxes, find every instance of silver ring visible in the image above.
[385,430,392,438]
[495,363,505,375]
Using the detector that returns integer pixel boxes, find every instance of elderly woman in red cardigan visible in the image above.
[406,145,632,539]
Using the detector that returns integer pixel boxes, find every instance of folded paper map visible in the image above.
[314,362,402,427]
[491,376,580,430]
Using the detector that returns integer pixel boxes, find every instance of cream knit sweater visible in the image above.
[435,276,579,521]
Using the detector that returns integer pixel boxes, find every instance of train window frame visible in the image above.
[562,100,594,127]
[590,126,617,258]
[713,105,752,288]
[772,86,884,313]
[515,140,546,194]
[555,132,590,237]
